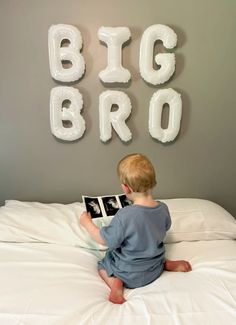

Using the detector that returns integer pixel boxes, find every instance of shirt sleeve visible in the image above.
[100,215,124,250]
[163,203,172,231]
[166,212,172,231]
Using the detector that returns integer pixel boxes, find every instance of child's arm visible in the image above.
[80,212,107,246]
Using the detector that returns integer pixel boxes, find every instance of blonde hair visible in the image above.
[117,153,157,192]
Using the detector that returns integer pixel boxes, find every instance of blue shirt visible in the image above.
[100,202,171,273]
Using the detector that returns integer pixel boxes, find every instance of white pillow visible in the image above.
[2,198,235,249]
[162,198,236,243]
[1,200,109,250]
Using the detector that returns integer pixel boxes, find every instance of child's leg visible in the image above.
[98,269,126,304]
[164,259,192,272]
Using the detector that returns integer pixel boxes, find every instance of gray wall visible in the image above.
[0,0,235,216]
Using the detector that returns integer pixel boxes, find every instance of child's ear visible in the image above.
[122,184,132,194]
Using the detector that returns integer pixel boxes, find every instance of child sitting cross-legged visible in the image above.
[80,153,192,304]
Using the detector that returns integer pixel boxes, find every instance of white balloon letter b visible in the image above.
[48,24,85,82]
[50,86,85,141]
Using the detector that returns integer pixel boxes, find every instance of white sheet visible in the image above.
[0,240,235,325]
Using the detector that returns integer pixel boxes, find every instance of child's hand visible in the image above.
[80,211,92,228]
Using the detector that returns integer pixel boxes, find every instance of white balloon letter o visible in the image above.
[99,90,132,142]
[139,24,177,85]
[149,88,182,143]
[50,86,85,141]
[48,24,85,82]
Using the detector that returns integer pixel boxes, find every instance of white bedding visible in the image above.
[0,198,235,325]
[0,240,235,325]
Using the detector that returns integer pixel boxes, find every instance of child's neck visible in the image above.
[132,191,158,207]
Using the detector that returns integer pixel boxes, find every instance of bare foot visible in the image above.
[164,259,192,272]
[109,278,126,304]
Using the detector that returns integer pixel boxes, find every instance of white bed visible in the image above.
[0,198,235,325]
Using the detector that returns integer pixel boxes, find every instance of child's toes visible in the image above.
[185,261,192,272]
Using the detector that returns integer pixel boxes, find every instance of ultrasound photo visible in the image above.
[83,194,133,218]
[119,194,132,207]
[83,197,103,218]
[102,196,120,216]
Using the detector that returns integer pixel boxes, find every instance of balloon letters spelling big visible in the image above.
[48,24,182,143]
